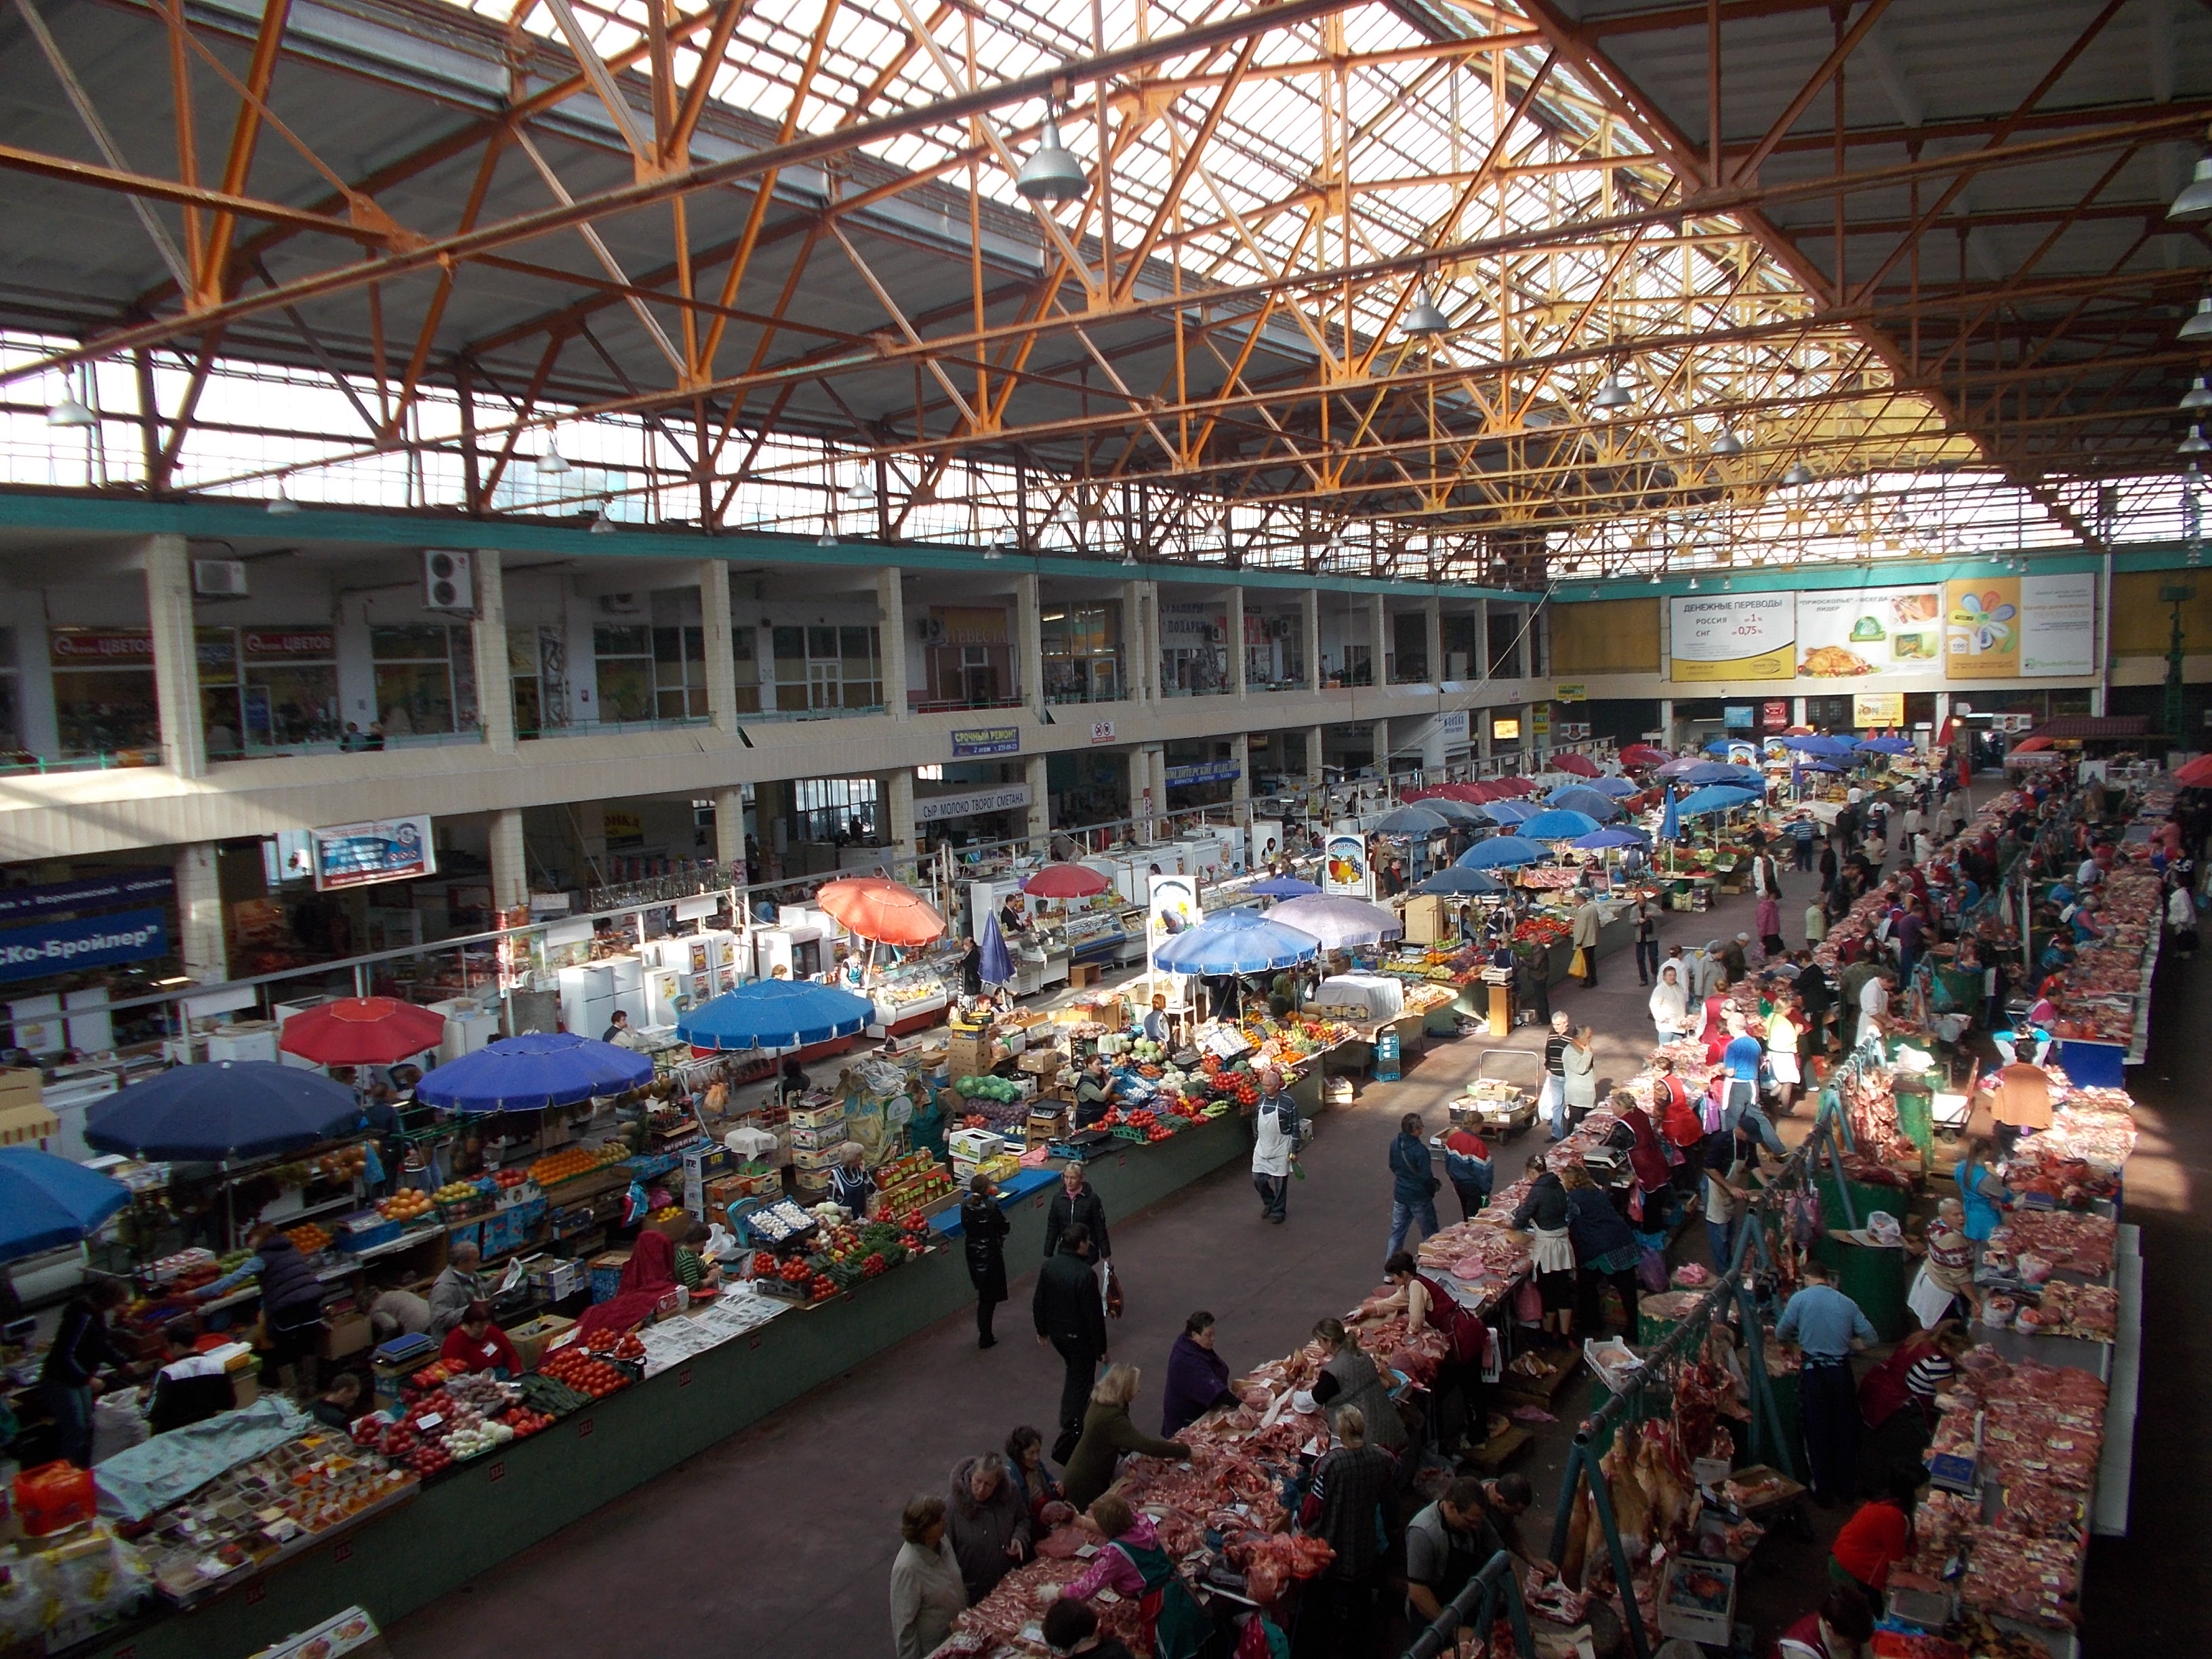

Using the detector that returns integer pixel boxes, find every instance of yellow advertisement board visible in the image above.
[1851,692,1905,728]
[1944,577,2021,679]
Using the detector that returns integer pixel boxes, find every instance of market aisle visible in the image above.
[385,880,1793,1659]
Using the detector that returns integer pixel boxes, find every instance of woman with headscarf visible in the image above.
[576,1227,680,1337]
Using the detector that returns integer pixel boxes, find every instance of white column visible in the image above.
[1372,718,1389,779]
[1471,598,1490,683]
[1424,597,1443,686]
[1231,732,1251,824]
[715,786,746,876]
[699,560,740,733]
[174,843,226,982]
[1227,588,1248,698]
[1300,589,1321,691]
[1307,724,1326,788]
[489,808,527,912]
[1477,712,1492,763]
[144,534,205,777]
[1025,754,1050,850]
[1126,747,1149,837]
[1014,573,1043,712]
[884,769,917,861]
[876,567,909,720]
[1658,698,1676,747]
[471,550,514,752]
[1370,598,1391,687]
[1791,697,1806,729]
[1420,720,1447,773]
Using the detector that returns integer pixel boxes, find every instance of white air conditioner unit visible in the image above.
[192,558,247,598]
[424,549,473,612]
[914,615,946,644]
[1270,616,1294,640]
[596,592,645,617]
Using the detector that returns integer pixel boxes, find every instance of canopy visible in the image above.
[1620,744,1671,766]
[1798,759,1845,775]
[676,979,875,1052]
[1022,863,1111,899]
[1373,804,1451,838]
[2010,735,2055,753]
[86,1061,361,1161]
[1263,895,1404,949]
[814,876,947,946]
[1544,787,1624,821]
[1659,787,1682,842]
[1479,800,1535,825]
[1248,875,1321,898]
[415,1031,655,1112]
[1418,796,1487,824]
[1518,808,1601,841]
[1489,776,1539,796]
[0,1147,131,1263]
[1426,781,1498,804]
[2175,754,2212,787]
[1414,867,1509,896]
[1153,908,1320,975]
[1654,757,1707,779]
[1457,836,1547,869]
[277,997,447,1066]
[1704,739,1759,758]
[978,909,1015,987]
[1551,753,1601,777]
[1675,785,1762,818]
[1572,827,1650,851]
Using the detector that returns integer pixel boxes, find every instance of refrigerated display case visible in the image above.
[752,928,824,981]
[869,963,949,1035]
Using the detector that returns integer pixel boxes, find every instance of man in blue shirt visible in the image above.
[1775,1260,1877,1507]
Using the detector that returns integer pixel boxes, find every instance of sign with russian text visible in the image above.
[950,726,1021,757]
[312,816,436,890]
[0,909,167,983]
[0,871,173,923]
[913,783,1033,825]
[1795,586,1942,678]
[1669,594,1794,681]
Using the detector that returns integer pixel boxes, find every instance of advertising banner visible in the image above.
[1322,833,1373,898]
[949,726,1021,757]
[0,909,167,983]
[1793,586,1943,678]
[312,816,436,890]
[0,871,173,924]
[1853,692,1906,727]
[1145,872,1200,975]
[2020,571,2097,676]
[1668,594,1795,681]
[1943,577,2022,678]
[1162,760,1240,786]
[913,783,1033,825]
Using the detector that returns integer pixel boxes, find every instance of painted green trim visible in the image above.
[0,489,1537,604]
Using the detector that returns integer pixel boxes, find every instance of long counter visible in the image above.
[80,1112,1252,1659]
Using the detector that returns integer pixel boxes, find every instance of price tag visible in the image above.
[415,1412,443,1431]
[1118,1153,1128,1169]
[487,1461,506,1483]
[333,1542,353,1564]
[577,1417,595,1439]
[245,1583,266,1607]
[678,1368,693,1389]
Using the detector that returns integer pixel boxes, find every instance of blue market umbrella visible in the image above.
[1585,777,1639,798]
[1799,758,1844,774]
[1414,867,1508,896]
[676,980,874,1054]
[1154,908,1320,975]
[417,1031,656,1112]
[1479,800,1535,826]
[1572,827,1650,851]
[1704,739,1759,758]
[1858,736,1915,754]
[0,1147,131,1263]
[1374,804,1452,837]
[1248,875,1321,898]
[1518,808,1601,842]
[1458,836,1548,869]
[1683,761,1762,787]
[1784,735,1858,758]
[1418,796,1487,824]
[86,1061,362,1161]
[1544,787,1624,821]
[1675,784,1762,818]
[1658,787,1682,842]
[978,909,1015,987]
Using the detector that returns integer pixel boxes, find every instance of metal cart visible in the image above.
[1450,1048,1541,1139]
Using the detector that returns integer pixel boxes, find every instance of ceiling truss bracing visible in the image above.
[0,0,2206,579]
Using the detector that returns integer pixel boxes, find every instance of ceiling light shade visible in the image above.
[1648,570,1661,584]
[266,485,300,516]
[2181,298,2212,341]
[846,473,876,505]
[2171,157,2212,222]
[1686,576,1700,591]
[2183,376,2212,411]
[1401,285,1452,337]
[46,393,94,428]
[589,500,616,533]
[1782,461,1816,487]
[537,441,571,476]
[1120,548,1139,567]
[1591,375,1634,411]
[1711,430,1745,457]
[1016,115,1086,204]
[817,527,836,547]
[2181,425,2211,455]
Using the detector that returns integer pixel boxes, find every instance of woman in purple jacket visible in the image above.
[1160,1310,1235,1435]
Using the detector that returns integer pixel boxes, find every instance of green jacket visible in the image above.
[1063,1401,1187,1512]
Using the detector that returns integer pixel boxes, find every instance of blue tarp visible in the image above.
[95,1397,313,1521]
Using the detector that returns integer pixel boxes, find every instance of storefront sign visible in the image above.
[950,726,1021,758]
[1668,594,1795,682]
[1723,705,1757,731]
[913,783,1033,825]
[1554,682,1586,702]
[1088,719,1117,745]
[2019,571,2097,676]
[241,629,337,661]
[312,815,436,890]
[1795,587,1942,678]
[1761,699,1790,730]
[1161,760,1241,786]
[1529,705,1551,738]
[1157,606,1223,640]
[48,628,155,664]
[1852,692,1906,728]
[1437,710,1471,744]
[930,607,1010,646]
[0,909,167,983]
[0,870,173,923]
[1145,872,1201,973]
[1322,833,1372,899]
[1490,716,1521,742]
[603,810,644,849]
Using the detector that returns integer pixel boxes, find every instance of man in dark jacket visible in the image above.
[1298,1404,1397,1659]
[1042,1162,1111,1263]
[39,1278,131,1466]
[945,1452,1033,1603]
[1033,1225,1109,1442]
[194,1225,328,1391]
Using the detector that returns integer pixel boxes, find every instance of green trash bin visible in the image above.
[1892,1082,1934,1166]
[1811,1233,1909,1342]
[1814,1170,1906,1233]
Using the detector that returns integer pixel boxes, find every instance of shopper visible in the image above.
[1770,1584,1875,1659]
[1043,1164,1112,1264]
[1560,1165,1640,1334]
[1160,1311,1235,1436]
[194,1223,329,1392]
[1059,1491,1208,1659]
[1774,1259,1877,1507]
[1757,888,1784,962]
[1004,1425,1067,1526]
[961,1174,1010,1349]
[1385,1112,1440,1263]
[946,1451,1033,1603]
[1558,1023,1597,1137]
[1034,1225,1111,1450]
[1061,1365,1191,1512]
[1250,1067,1298,1224]
[1570,894,1602,987]
[1307,1317,1407,1452]
[1441,1120,1492,1220]
[1648,962,1689,1046]
[1537,1010,1571,1134]
[1631,894,1660,986]
[890,1494,967,1659]
[1828,1462,1925,1600]
[438,1300,520,1377]
[1296,1404,1395,1659]
[1766,996,1804,1115]
[1704,1122,1758,1273]
[1953,1136,2011,1245]
[1510,1157,1576,1342]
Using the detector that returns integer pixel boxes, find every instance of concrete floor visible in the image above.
[386,830,2186,1659]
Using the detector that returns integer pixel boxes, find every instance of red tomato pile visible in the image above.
[539,1349,630,1398]
[774,1255,838,1300]
[411,1441,453,1477]
[751,1250,779,1276]
[503,1406,555,1437]
[582,1330,646,1361]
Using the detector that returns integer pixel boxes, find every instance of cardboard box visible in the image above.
[589,1250,632,1303]
[1656,1557,1736,1647]
[945,1034,994,1077]
[319,1313,372,1360]
[0,1066,42,1105]
[504,1312,576,1371]
[787,1100,846,1132]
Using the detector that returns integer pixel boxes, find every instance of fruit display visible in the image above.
[1098,1106,1173,1143]
[529,1143,630,1187]
[377,1189,434,1222]
[581,1329,646,1363]
[285,1223,331,1256]
[537,1347,630,1398]
[504,1406,556,1437]
[952,1073,1024,1103]
[492,1168,530,1189]
[433,1179,485,1206]
[310,1144,371,1184]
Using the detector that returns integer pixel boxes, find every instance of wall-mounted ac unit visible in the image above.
[192,558,247,598]
[596,592,644,617]
[914,615,946,644]
[1270,616,1294,640]
[424,550,473,612]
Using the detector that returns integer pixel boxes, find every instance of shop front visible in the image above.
[914,775,1034,851]
[1040,601,1123,704]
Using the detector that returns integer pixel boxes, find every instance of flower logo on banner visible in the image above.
[1948,590,2016,655]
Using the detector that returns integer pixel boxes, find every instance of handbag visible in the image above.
[1102,1261,1125,1320]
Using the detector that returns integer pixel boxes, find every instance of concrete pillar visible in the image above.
[470,550,514,752]
[1477,712,1492,763]
[714,785,746,876]
[1424,596,1443,687]
[2088,685,2106,717]
[174,843,226,982]
[1231,733,1251,825]
[1370,598,1391,687]
[1227,588,1248,698]
[1121,581,1151,704]
[144,534,205,778]
[1014,573,1043,712]
[1658,698,1675,747]
[489,808,527,912]
[1126,747,1149,838]
[1791,697,1806,730]
[699,559,740,733]
[884,769,916,862]
[756,779,790,863]
[1420,720,1447,774]
[1372,718,1389,779]
[1025,754,1050,850]
[1470,598,1490,684]
[1300,590,1321,691]
[1307,724,1326,788]
[876,567,909,720]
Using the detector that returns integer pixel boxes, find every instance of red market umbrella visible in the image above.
[1619,744,1670,766]
[277,997,447,1065]
[2009,736,2054,753]
[2175,754,2212,788]
[815,876,948,946]
[1552,753,1601,777]
[1023,862,1111,899]
[1490,776,1538,796]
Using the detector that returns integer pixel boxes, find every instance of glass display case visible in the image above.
[871,962,949,1033]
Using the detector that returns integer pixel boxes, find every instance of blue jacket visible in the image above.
[1389,1133,1435,1205]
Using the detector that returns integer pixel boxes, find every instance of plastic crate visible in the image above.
[16,1461,96,1536]
[334,1210,399,1252]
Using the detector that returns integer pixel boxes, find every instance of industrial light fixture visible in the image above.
[844,468,876,506]
[2181,298,2212,342]
[589,499,617,533]
[537,440,571,476]
[1711,430,1745,457]
[1120,547,1139,567]
[817,522,836,547]
[46,388,94,428]
[1590,375,1634,411]
[1016,105,1087,204]
[1401,284,1452,337]
[983,530,1012,561]
[2184,377,2212,411]
[2180,425,2211,455]
[266,482,300,516]
[1782,461,1816,487]
[2171,157,2212,222]
[1686,576,1700,591]
[1648,569,1662,584]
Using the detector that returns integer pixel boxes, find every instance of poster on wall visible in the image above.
[2020,571,2097,676]
[1668,594,1795,681]
[1852,692,1906,728]
[0,909,167,983]
[1145,872,1200,975]
[312,816,436,890]
[1322,833,1373,899]
[1943,577,2022,678]
[1793,586,1943,678]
